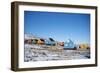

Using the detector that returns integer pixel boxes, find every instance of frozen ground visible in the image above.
[24,44,90,62]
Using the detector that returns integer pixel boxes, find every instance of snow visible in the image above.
[24,44,90,62]
[25,44,43,49]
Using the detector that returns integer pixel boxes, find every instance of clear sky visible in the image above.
[24,11,90,44]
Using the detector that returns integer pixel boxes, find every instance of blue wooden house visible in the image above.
[44,38,56,46]
[64,39,76,50]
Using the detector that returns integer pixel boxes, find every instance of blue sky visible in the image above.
[24,11,90,44]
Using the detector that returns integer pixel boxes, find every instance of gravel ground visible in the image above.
[24,44,90,62]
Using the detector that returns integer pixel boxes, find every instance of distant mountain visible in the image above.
[24,33,50,41]
[24,33,39,39]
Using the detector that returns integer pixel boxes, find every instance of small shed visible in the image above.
[79,44,90,49]
[24,39,33,44]
[32,39,38,44]
[58,42,64,46]
[37,39,45,45]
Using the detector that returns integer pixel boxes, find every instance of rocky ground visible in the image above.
[24,44,90,62]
